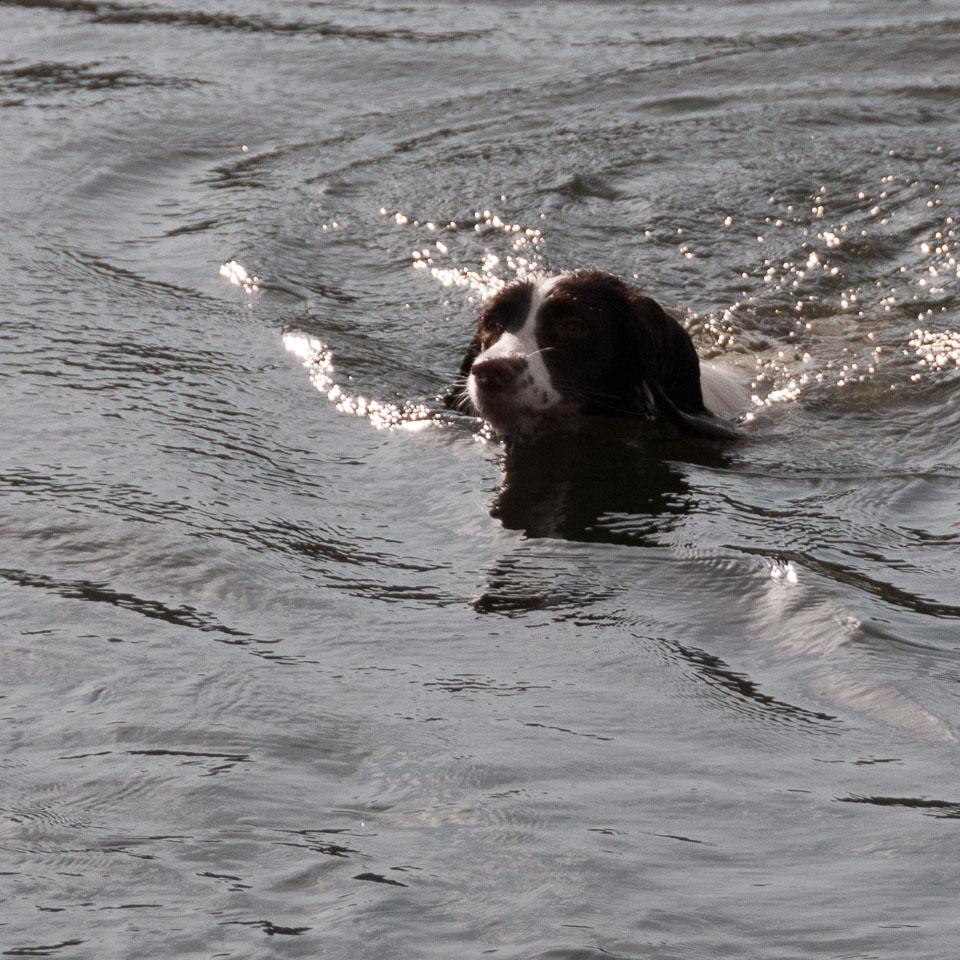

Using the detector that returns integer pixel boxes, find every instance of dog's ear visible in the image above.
[646,379,740,440]
[443,332,482,412]
[627,293,738,440]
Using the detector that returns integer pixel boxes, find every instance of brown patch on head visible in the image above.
[534,271,648,417]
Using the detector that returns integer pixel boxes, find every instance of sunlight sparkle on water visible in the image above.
[282,334,431,430]
[717,171,960,407]
[383,204,545,300]
[219,259,260,294]
[770,562,799,585]
[908,329,960,375]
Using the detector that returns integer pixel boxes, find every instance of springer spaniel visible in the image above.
[446,270,744,439]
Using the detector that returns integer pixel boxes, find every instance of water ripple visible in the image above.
[5,0,488,42]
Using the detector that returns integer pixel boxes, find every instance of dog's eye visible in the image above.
[554,313,590,338]
[479,309,505,335]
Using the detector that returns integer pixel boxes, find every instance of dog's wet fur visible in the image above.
[446,271,743,440]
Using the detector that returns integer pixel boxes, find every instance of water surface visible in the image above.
[2,1,960,957]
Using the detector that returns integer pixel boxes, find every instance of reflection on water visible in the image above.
[664,638,839,729]
[489,422,730,544]
[470,548,621,617]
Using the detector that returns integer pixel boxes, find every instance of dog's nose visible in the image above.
[471,356,527,392]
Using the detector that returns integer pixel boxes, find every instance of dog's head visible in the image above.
[447,270,736,439]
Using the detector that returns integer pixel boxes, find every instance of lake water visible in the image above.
[2,1,960,957]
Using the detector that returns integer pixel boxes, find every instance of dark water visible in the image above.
[3,1,960,956]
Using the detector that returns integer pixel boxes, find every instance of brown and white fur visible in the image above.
[446,271,745,439]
